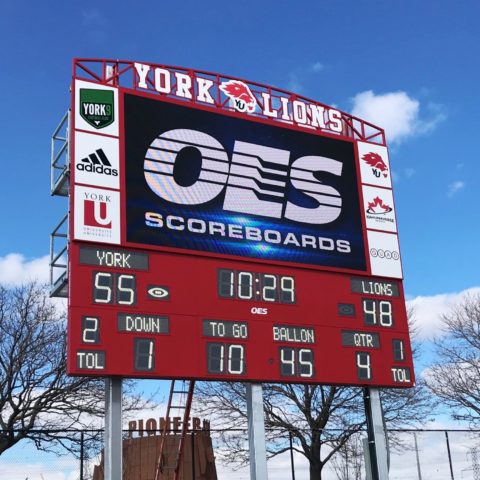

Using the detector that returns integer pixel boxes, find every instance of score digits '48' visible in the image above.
[66,59,414,388]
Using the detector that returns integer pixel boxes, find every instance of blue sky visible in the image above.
[0,1,479,324]
[0,2,479,478]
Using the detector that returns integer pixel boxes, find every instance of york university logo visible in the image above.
[80,89,114,129]
[84,198,112,229]
[219,80,257,113]
[362,152,389,179]
[143,128,343,225]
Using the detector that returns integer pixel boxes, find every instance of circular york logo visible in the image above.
[369,248,399,260]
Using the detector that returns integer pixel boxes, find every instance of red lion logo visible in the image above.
[220,80,256,113]
[362,152,389,178]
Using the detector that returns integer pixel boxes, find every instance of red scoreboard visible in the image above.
[67,59,414,388]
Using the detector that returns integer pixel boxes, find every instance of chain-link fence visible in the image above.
[1,428,480,479]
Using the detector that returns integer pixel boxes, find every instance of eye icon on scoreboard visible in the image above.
[338,303,355,316]
[147,285,170,300]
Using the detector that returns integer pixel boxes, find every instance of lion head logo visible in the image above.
[362,152,389,179]
[220,80,257,113]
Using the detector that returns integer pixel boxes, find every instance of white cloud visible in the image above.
[81,8,106,27]
[351,90,445,144]
[287,72,303,94]
[0,253,50,285]
[407,287,480,340]
[287,61,325,93]
[447,180,465,197]
[311,61,324,72]
[0,454,79,480]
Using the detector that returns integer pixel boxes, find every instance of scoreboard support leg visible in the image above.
[104,377,123,480]
[246,383,269,480]
[364,388,389,480]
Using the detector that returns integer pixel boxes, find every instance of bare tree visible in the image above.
[194,315,433,479]
[195,379,432,479]
[0,283,153,456]
[426,293,480,425]
[195,382,362,478]
[330,433,364,480]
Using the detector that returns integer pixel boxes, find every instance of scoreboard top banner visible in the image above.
[72,58,386,144]
[66,59,413,387]
[71,58,401,279]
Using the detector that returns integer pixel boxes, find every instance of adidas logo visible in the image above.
[77,149,118,176]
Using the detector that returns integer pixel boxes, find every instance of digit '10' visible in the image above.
[362,299,393,327]
[207,343,245,375]
[92,271,136,305]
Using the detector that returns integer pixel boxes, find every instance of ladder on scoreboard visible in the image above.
[155,379,196,480]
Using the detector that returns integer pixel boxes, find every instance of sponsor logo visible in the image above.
[147,286,170,300]
[84,195,112,229]
[366,196,393,215]
[144,128,343,226]
[362,152,389,179]
[369,248,399,260]
[77,148,118,176]
[80,89,114,129]
[251,307,268,315]
[219,80,257,113]
[75,186,120,244]
[367,230,402,278]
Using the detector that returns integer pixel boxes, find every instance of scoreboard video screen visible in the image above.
[67,59,414,387]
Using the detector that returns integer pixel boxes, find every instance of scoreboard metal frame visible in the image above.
[66,58,414,388]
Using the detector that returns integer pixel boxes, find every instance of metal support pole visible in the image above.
[364,388,389,480]
[105,377,123,480]
[414,432,423,480]
[289,431,296,480]
[363,437,373,480]
[192,430,196,479]
[445,431,455,480]
[246,383,269,480]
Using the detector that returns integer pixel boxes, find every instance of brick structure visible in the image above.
[93,432,217,480]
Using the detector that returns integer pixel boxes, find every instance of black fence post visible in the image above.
[289,431,296,480]
[80,430,84,480]
[445,431,455,479]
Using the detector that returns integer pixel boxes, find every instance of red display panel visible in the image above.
[67,59,413,387]
[67,243,414,387]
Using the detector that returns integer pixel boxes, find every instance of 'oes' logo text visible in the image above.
[143,129,344,225]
